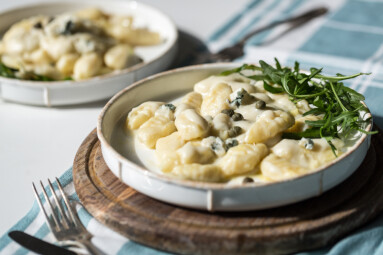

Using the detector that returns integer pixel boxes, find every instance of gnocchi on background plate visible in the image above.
[0,8,161,81]
[126,72,347,184]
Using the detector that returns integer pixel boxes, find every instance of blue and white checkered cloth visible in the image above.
[2,0,383,254]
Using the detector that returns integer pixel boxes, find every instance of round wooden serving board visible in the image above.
[73,127,383,255]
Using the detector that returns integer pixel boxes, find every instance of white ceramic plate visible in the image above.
[0,0,178,106]
[97,63,372,212]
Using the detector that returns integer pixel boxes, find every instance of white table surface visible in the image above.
[0,0,248,235]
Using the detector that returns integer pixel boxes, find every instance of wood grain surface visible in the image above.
[73,127,383,255]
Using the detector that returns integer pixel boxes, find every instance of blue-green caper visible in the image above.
[242,177,254,184]
[255,100,266,109]
[225,138,239,149]
[221,109,235,117]
[228,126,242,137]
[231,112,243,121]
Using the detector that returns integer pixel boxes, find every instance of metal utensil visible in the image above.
[32,178,104,255]
[8,230,77,255]
[198,6,328,63]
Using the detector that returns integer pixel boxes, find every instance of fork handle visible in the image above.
[239,6,328,45]
[76,239,105,255]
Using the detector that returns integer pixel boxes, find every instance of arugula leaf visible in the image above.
[219,64,262,76]
[263,80,284,93]
[220,59,377,156]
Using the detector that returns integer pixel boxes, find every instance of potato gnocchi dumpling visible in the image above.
[218,144,268,177]
[181,92,203,110]
[127,101,163,130]
[245,110,295,144]
[155,132,185,172]
[172,164,223,182]
[175,109,209,140]
[200,82,232,117]
[261,139,344,181]
[0,8,161,81]
[137,115,176,149]
[126,72,346,183]
[177,142,215,165]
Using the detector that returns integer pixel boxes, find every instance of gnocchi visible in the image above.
[0,8,161,81]
[245,110,295,144]
[126,72,347,184]
[127,102,163,130]
[136,115,176,149]
[174,109,209,140]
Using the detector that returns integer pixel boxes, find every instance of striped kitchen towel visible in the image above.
[1,167,383,255]
[2,0,383,254]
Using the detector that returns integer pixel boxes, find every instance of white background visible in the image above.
[0,0,248,235]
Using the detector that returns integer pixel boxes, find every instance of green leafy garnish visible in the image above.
[27,73,55,81]
[0,62,17,78]
[220,58,377,156]
[0,62,72,81]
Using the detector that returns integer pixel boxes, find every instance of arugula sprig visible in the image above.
[220,59,377,155]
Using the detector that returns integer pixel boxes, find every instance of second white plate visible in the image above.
[0,0,178,106]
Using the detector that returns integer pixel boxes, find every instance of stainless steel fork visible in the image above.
[32,178,104,255]
[196,6,328,63]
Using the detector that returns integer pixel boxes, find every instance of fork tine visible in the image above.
[55,178,82,227]
[32,183,56,233]
[40,181,62,230]
[48,178,70,228]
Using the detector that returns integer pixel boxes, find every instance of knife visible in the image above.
[8,231,77,255]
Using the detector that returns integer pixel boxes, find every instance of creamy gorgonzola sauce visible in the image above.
[0,8,160,80]
[125,73,347,184]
